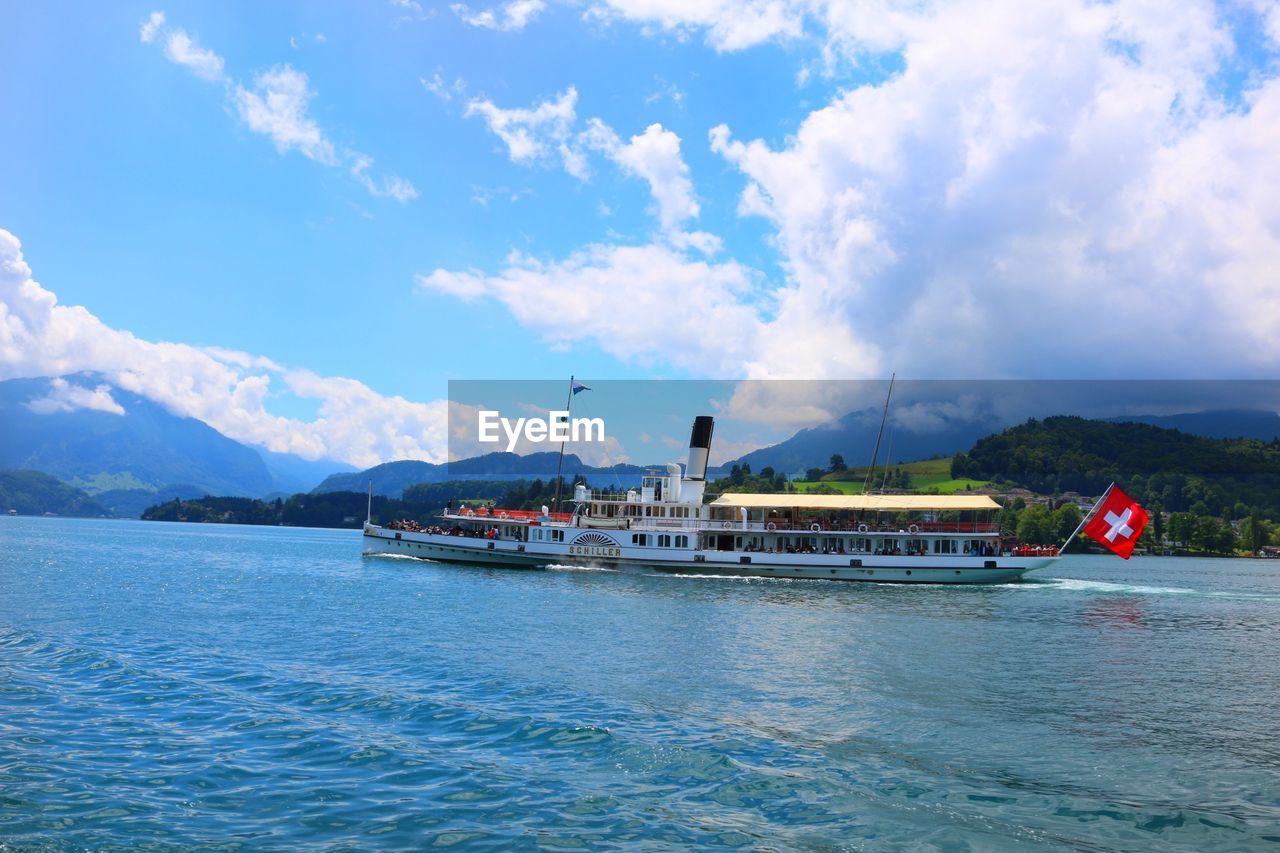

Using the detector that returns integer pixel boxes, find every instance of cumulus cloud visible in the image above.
[0,229,447,468]
[437,0,1280,384]
[26,378,125,416]
[144,12,416,203]
[452,0,547,31]
[703,0,1280,377]
[417,242,765,375]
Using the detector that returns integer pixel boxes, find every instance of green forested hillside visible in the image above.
[142,478,583,527]
[952,416,1280,517]
[0,470,110,516]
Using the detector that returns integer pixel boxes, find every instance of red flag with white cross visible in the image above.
[1082,485,1150,559]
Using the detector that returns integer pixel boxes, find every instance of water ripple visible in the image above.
[2,518,1280,848]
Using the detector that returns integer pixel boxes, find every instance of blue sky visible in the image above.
[2,1,1279,467]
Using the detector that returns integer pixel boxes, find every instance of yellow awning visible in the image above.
[708,493,1001,511]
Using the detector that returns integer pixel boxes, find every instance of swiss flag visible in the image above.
[1083,486,1150,559]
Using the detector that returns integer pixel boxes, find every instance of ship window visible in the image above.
[676,535,688,548]
[658,534,671,547]
[934,539,957,554]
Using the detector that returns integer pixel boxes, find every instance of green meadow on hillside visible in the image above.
[791,458,991,494]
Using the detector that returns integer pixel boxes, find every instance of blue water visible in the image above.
[2,518,1279,849]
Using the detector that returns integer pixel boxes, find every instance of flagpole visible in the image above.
[552,375,574,515]
[1059,482,1114,553]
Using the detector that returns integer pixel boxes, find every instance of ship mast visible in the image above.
[863,373,896,495]
[551,375,575,514]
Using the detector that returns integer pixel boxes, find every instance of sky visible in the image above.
[2,0,1279,469]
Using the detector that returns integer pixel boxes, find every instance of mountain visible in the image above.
[725,407,998,476]
[259,449,354,494]
[0,375,347,515]
[721,407,1280,476]
[314,452,657,498]
[1105,409,1280,441]
[0,470,110,517]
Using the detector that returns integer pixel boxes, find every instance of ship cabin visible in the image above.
[702,493,1005,557]
[570,468,706,526]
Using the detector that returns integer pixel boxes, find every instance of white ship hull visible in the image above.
[362,525,1056,584]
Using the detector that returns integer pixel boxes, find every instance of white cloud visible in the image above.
[233,66,338,165]
[465,87,585,176]
[0,229,447,468]
[163,30,226,81]
[351,155,419,203]
[438,0,1280,383]
[145,14,415,203]
[587,0,806,51]
[698,0,1280,377]
[416,242,765,375]
[139,11,165,44]
[26,378,125,416]
[585,121,699,232]
[469,96,716,249]
[453,0,547,31]
[422,71,466,102]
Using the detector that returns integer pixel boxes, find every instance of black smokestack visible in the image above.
[686,416,714,480]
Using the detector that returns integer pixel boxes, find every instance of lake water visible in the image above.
[2,517,1279,849]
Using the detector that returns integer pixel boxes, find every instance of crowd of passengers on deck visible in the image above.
[385,519,505,540]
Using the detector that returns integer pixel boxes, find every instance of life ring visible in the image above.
[856,523,869,533]
[908,524,920,534]
[722,521,733,529]
[810,523,821,533]
[765,522,776,532]
[499,512,509,519]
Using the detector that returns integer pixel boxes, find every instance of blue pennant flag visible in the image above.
[571,382,592,395]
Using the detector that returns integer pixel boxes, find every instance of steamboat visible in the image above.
[363,416,1060,583]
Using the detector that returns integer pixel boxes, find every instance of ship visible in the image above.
[362,416,1060,584]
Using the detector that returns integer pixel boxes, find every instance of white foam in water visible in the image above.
[1035,577,1280,599]
[546,564,620,573]
[643,573,796,583]
[365,552,431,562]
[1042,578,1196,595]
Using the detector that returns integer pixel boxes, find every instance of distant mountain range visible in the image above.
[4,372,1279,516]
[1104,409,1280,441]
[727,407,1280,477]
[314,452,658,498]
[725,407,1001,476]
[0,375,353,516]
[317,407,1280,497]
